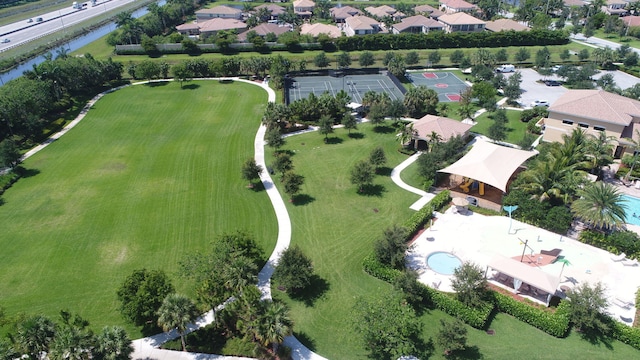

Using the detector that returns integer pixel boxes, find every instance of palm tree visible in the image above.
[157,294,199,351]
[254,301,293,354]
[517,152,588,202]
[94,326,133,360]
[572,181,627,231]
[586,131,615,176]
[427,131,443,152]
[223,255,258,295]
[15,314,56,359]
[397,122,415,149]
[623,129,640,181]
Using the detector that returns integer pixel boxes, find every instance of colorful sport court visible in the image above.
[287,74,405,104]
[405,71,470,102]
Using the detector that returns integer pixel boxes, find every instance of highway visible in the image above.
[0,0,140,52]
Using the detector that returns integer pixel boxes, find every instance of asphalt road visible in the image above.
[0,0,138,52]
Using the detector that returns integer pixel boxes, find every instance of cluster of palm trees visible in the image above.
[513,129,627,231]
[0,312,133,360]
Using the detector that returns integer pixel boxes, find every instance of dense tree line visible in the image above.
[0,53,123,155]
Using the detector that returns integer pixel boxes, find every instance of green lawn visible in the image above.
[471,109,528,145]
[268,122,639,359]
[0,81,277,337]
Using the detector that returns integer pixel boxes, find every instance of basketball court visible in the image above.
[405,71,469,103]
[287,73,405,104]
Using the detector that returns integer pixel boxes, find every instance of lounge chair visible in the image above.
[613,298,634,309]
[622,258,639,267]
[432,279,441,289]
[541,248,562,257]
[611,252,627,262]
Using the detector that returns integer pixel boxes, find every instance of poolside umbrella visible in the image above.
[557,258,571,278]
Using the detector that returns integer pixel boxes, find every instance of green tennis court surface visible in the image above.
[287,73,405,104]
[406,71,470,102]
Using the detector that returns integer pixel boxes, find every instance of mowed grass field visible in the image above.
[0,81,277,336]
[268,124,639,359]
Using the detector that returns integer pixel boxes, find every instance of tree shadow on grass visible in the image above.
[147,81,169,87]
[182,83,200,90]
[324,137,343,145]
[359,184,385,197]
[292,331,316,352]
[449,345,484,360]
[292,193,315,206]
[275,149,296,157]
[15,166,40,178]
[373,125,395,134]
[289,275,330,307]
[347,132,365,139]
[577,324,614,349]
[376,166,393,177]
[248,182,265,192]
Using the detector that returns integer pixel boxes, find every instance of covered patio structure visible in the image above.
[487,256,561,306]
[438,140,537,197]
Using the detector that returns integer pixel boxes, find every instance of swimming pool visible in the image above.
[427,251,462,275]
[623,195,640,226]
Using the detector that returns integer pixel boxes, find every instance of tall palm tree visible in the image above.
[254,301,293,354]
[623,129,640,180]
[94,326,133,360]
[157,294,199,351]
[427,131,443,152]
[15,314,56,359]
[571,181,627,231]
[517,152,588,202]
[586,131,615,176]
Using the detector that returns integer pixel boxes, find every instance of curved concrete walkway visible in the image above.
[13,78,325,360]
[390,152,434,211]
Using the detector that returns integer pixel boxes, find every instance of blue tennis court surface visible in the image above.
[287,73,405,104]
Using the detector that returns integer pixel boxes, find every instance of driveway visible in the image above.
[593,70,640,90]
[504,68,568,108]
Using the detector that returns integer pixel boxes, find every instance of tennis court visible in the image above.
[405,71,470,103]
[287,73,405,104]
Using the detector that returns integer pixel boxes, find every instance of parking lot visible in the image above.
[503,68,568,108]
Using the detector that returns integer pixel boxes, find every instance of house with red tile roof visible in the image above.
[330,5,362,23]
[392,15,444,34]
[541,90,640,157]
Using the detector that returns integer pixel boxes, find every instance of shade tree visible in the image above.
[241,158,263,187]
[451,261,489,307]
[273,245,315,294]
[350,160,375,193]
[282,171,305,202]
[374,225,408,269]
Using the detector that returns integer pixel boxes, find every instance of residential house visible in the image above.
[485,19,529,32]
[439,0,477,14]
[602,0,628,16]
[195,6,243,21]
[293,0,315,18]
[344,15,383,36]
[253,4,286,20]
[238,23,290,42]
[330,5,362,23]
[176,22,200,36]
[438,12,485,32]
[198,18,247,37]
[365,5,405,21]
[541,90,640,157]
[300,23,342,38]
[414,4,445,19]
[409,114,473,150]
[392,15,444,34]
[563,0,587,6]
[622,16,640,27]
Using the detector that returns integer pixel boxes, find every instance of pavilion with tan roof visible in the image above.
[408,114,472,150]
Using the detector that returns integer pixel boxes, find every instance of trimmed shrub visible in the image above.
[493,291,570,337]
[612,321,640,350]
[362,254,403,283]
[403,190,451,238]
[428,287,494,329]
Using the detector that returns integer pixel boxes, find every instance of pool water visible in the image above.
[427,251,462,275]
[623,195,640,226]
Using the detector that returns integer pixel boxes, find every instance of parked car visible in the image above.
[551,65,562,72]
[530,99,550,107]
[27,18,33,23]
[544,80,562,87]
[495,64,515,73]
[1,38,10,43]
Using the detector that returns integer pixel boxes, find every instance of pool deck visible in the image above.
[406,207,640,325]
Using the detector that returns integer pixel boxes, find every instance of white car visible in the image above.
[530,100,549,107]
[1,38,9,43]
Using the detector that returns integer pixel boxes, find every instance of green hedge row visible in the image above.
[403,190,451,238]
[493,291,570,337]
[427,287,494,329]
[362,254,403,283]
[612,321,640,349]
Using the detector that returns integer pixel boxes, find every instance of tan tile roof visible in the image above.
[300,23,342,38]
[563,0,587,6]
[412,114,473,140]
[439,12,485,25]
[238,23,290,41]
[393,15,443,32]
[415,4,445,18]
[485,19,529,32]
[293,0,315,8]
[551,90,640,126]
[623,16,640,27]
[176,22,199,31]
[199,18,247,33]
[196,5,242,16]
[440,0,477,10]
[330,6,362,19]
[365,5,396,18]
[606,0,626,5]
[254,4,286,16]
[345,15,380,31]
